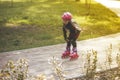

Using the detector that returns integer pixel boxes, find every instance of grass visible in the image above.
[0,0,120,52]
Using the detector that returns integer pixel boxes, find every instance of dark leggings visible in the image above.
[66,32,80,50]
[67,40,76,48]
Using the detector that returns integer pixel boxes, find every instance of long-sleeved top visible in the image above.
[63,20,81,40]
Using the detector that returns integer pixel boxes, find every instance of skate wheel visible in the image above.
[70,55,79,61]
[61,52,70,59]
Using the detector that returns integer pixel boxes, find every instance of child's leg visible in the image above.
[69,33,80,60]
[71,40,77,52]
[70,40,79,60]
[61,41,71,58]
[66,40,71,51]
[71,32,80,53]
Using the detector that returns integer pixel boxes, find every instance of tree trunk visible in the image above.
[76,0,80,1]
[85,0,91,16]
[85,0,88,6]
[11,0,13,7]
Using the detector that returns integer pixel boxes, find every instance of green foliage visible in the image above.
[0,0,120,52]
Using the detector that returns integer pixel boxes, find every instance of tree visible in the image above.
[10,0,13,7]
[85,0,91,15]
[76,0,80,1]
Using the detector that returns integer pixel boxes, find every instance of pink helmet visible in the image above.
[62,12,72,21]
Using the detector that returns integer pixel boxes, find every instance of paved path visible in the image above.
[0,33,120,79]
[96,0,120,17]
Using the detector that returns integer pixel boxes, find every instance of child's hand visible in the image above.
[65,39,69,42]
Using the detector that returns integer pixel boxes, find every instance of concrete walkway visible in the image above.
[96,0,120,17]
[0,33,120,78]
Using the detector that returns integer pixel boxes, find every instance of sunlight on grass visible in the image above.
[0,0,120,52]
[54,35,63,40]
[5,23,18,27]
[1,0,23,2]
[17,20,30,24]
[74,16,87,24]
[52,1,63,4]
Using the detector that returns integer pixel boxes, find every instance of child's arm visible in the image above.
[63,27,67,41]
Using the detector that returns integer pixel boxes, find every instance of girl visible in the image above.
[61,12,81,60]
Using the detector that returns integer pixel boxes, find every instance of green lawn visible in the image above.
[0,0,120,52]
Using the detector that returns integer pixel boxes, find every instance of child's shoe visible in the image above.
[70,47,79,60]
[70,52,79,60]
[61,50,70,59]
